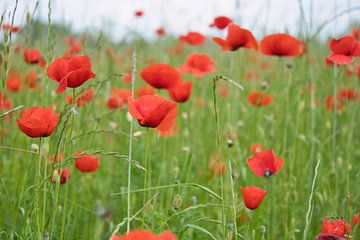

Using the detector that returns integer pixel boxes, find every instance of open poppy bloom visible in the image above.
[179,53,216,77]
[316,217,351,240]
[52,167,71,185]
[75,152,100,172]
[6,72,21,92]
[179,32,206,46]
[24,48,41,64]
[110,229,176,240]
[128,95,178,134]
[260,33,304,57]
[16,106,60,138]
[327,36,360,65]
[213,24,258,51]
[168,80,192,103]
[140,64,181,89]
[47,55,96,94]
[240,186,267,210]
[156,27,166,36]
[247,91,272,106]
[210,16,233,30]
[247,149,284,177]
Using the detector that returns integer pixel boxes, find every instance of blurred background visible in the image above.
[1,0,359,41]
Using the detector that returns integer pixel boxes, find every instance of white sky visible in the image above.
[1,0,359,41]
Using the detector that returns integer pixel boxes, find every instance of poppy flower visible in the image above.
[140,64,181,89]
[251,143,264,154]
[156,28,166,37]
[0,91,12,111]
[247,92,272,106]
[75,153,100,172]
[24,48,41,64]
[16,106,60,138]
[260,33,304,57]
[1,23,21,32]
[179,53,216,77]
[213,24,258,51]
[127,95,178,133]
[320,217,351,238]
[110,229,176,240]
[327,36,360,65]
[6,73,21,92]
[240,186,267,210]
[67,88,95,107]
[247,149,284,177]
[209,16,233,30]
[168,81,192,103]
[24,70,38,89]
[47,55,96,94]
[337,88,359,102]
[52,167,71,185]
[107,95,123,109]
[179,32,206,46]
[123,73,132,84]
[136,85,156,98]
[352,213,359,225]
[351,27,360,40]
[325,96,344,112]
[135,10,144,17]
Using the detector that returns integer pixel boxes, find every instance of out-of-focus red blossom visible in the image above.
[110,229,176,240]
[168,81,192,103]
[66,88,95,107]
[52,167,71,185]
[140,64,181,89]
[325,96,344,112]
[135,10,144,17]
[123,73,132,84]
[318,217,351,239]
[218,85,228,97]
[75,152,100,172]
[179,53,216,77]
[24,48,41,64]
[24,70,38,89]
[1,23,21,32]
[6,72,21,92]
[136,85,156,98]
[247,149,284,177]
[65,41,81,56]
[247,91,272,107]
[260,33,304,57]
[39,58,46,68]
[209,155,226,178]
[240,186,267,210]
[327,36,360,65]
[14,44,23,53]
[350,27,360,40]
[337,88,359,102]
[107,88,132,109]
[251,143,264,154]
[127,95,178,135]
[107,95,123,109]
[0,91,12,111]
[213,24,258,51]
[352,213,359,225]
[209,16,233,29]
[47,55,96,94]
[16,106,60,138]
[179,32,206,46]
[156,27,166,36]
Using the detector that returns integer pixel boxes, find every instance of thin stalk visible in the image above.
[36,137,42,238]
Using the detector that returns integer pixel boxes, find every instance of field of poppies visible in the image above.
[0,2,360,240]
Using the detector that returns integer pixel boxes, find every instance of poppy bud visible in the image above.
[240,186,267,210]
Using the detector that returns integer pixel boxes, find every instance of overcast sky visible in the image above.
[1,0,359,41]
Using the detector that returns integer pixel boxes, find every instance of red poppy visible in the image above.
[123,73,132,84]
[6,72,21,92]
[240,186,267,210]
[107,95,123,109]
[179,53,216,77]
[1,23,21,33]
[351,27,360,40]
[136,85,156,98]
[168,81,192,103]
[353,213,359,225]
[247,149,284,177]
[65,41,81,56]
[24,48,41,64]
[320,217,351,238]
[327,36,360,65]
[110,229,176,240]
[111,88,132,102]
[47,55,96,94]
[337,88,359,102]
[127,95,178,133]
[179,32,206,46]
[0,91,12,111]
[251,143,264,154]
[260,33,304,57]
[140,64,181,89]
[67,88,95,107]
[135,10,144,17]
[247,92,272,106]
[75,152,100,172]
[52,167,71,185]
[213,24,257,51]
[209,16,233,30]
[156,28,166,36]
[16,107,60,138]
[24,70,38,89]
[325,96,344,112]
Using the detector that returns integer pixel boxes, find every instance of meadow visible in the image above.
[0,2,359,240]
